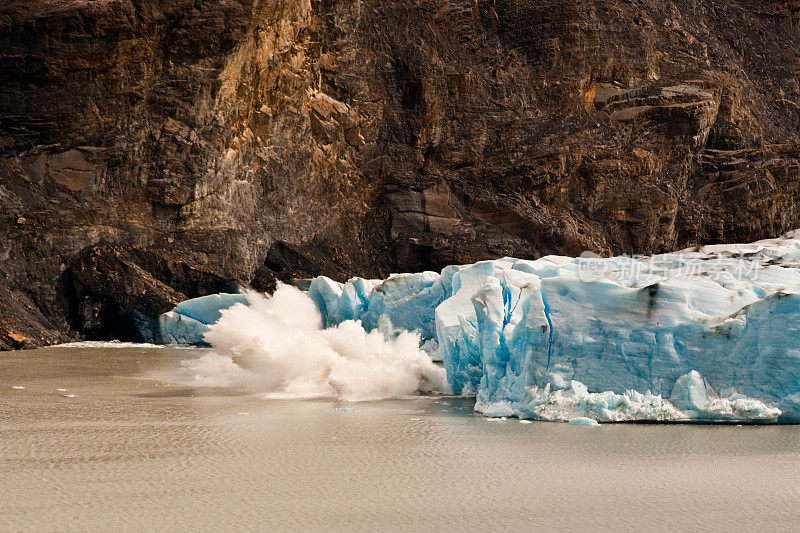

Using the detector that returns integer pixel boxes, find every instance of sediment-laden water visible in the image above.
[2,345,800,532]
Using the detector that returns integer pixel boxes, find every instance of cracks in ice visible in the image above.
[540,288,555,374]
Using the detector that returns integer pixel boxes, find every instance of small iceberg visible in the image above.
[568,417,600,426]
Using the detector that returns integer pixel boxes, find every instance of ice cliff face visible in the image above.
[298,232,800,422]
[159,293,248,345]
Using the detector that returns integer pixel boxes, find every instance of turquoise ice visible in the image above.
[309,232,800,422]
[158,293,248,345]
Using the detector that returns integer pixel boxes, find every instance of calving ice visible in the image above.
[160,231,800,424]
[167,283,447,402]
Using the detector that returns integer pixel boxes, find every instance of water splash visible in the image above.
[181,283,449,401]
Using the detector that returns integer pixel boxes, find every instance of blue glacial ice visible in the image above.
[568,416,600,427]
[305,231,800,423]
[159,293,248,345]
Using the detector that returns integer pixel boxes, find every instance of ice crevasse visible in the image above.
[161,231,800,423]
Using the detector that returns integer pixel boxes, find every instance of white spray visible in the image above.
[181,283,449,401]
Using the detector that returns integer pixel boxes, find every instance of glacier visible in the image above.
[158,293,248,345]
[304,231,800,423]
[159,230,800,423]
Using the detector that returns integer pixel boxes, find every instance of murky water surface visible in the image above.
[2,345,800,532]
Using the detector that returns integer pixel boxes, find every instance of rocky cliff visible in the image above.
[1,0,799,348]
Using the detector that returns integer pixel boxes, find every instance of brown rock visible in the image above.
[48,149,95,191]
[6,332,26,345]
[1,0,800,346]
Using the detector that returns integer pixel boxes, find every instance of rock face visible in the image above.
[1,0,800,346]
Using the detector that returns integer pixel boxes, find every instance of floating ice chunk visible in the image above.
[477,375,781,423]
[669,370,711,411]
[701,395,781,421]
[505,380,683,423]
[568,417,600,426]
[479,400,515,418]
[664,371,781,421]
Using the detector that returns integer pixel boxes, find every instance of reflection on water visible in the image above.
[2,346,800,532]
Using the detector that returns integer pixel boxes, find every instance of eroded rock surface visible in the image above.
[1,0,799,346]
